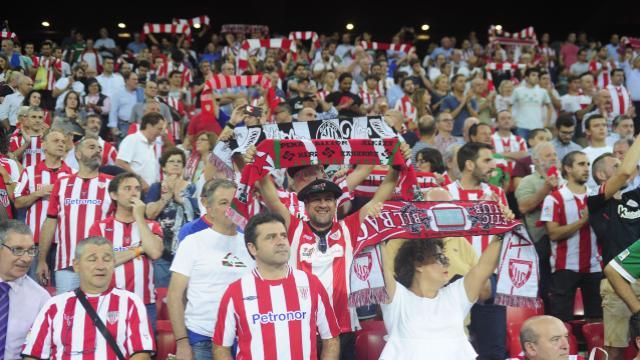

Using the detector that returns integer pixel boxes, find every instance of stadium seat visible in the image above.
[505,306,544,354]
[582,322,604,359]
[574,288,584,317]
[507,319,578,356]
[156,287,169,320]
[355,329,387,360]
[156,320,176,360]
[357,320,386,334]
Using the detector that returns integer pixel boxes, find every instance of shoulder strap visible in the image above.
[74,289,126,360]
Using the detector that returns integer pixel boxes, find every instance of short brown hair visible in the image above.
[159,147,186,168]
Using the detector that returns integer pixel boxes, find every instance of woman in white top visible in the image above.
[377,196,513,360]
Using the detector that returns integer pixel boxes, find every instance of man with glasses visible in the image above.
[552,115,583,162]
[0,220,50,360]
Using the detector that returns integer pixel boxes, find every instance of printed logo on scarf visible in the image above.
[508,259,533,288]
[354,253,373,281]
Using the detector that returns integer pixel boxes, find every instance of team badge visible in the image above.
[107,311,119,325]
[297,286,309,300]
[508,259,533,288]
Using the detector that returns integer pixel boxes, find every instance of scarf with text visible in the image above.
[359,41,414,53]
[210,116,397,177]
[238,39,297,72]
[288,32,321,50]
[228,138,417,228]
[349,200,540,309]
[488,26,537,47]
[352,169,449,198]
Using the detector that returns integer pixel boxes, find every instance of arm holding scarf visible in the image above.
[257,174,293,230]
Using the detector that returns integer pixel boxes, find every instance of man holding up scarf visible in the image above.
[255,143,412,360]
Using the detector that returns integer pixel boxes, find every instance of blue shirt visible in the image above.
[606,44,620,62]
[108,88,139,127]
[177,216,212,244]
[622,61,640,101]
[387,84,404,108]
[127,41,148,54]
[430,47,453,60]
[441,95,477,136]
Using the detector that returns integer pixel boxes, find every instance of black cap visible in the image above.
[297,179,343,202]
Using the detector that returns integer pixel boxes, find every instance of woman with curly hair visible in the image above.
[377,189,512,359]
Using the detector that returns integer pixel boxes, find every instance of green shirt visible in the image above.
[515,172,546,242]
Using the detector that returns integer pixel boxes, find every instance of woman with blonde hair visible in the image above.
[431,75,450,114]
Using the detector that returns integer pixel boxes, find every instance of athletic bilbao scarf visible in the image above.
[289,32,320,49]
[0,31,17,41]
[221,24,269,35]
[350,201,540,308]
[228,138,418,228]
[488,26,537,46]
[141,23,191,42]
[210,116,397,177]
[485,62,527,91]
[238,39,297,72]
[359,41,414,53]
[352,169,444,198]
[200,74,279,116]
[172,15,211,28]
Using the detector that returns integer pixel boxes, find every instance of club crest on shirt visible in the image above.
[98,182,107,189]
[329,230,341,241]
[64,314,74,327]
[107,311,118,325]
[221,252,247,267]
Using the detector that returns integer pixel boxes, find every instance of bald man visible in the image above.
[509,315,582,360]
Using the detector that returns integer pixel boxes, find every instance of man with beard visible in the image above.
[15,128,74,276]
[552,115,583,162]
[65,114,118,170]
[584,134,640,359]
[36,136,113,293]
[393,78,417,128]
[606,115,635,147]
[325,73,364,117]
[444,142,508,360]
[257,143,411,359]
[540,151,603,323]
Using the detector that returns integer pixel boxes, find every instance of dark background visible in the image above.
[5,1,640,52]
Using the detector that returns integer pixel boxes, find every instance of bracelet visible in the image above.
[133,247,142,258]
[175,336,188,343]
[226,122,236,129]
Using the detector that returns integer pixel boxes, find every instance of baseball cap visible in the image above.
[297,179,343,202]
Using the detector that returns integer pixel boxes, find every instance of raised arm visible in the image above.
[464,234,504,302]
[602,134,640,200]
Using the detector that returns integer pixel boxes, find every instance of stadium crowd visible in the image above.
[2,18,640,360]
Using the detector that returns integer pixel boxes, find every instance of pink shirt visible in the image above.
[560,43,580,68]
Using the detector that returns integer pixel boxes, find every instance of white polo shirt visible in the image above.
[116,131,160,185]
[170,228,254,337]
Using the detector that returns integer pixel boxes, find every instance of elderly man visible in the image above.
[23,236,155,359]
[508,315,581,360]
[0,220,50,360]
[607,115,635,147]
[0,74,33,130]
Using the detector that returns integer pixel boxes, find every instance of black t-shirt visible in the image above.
[587,187,640,265]
[325,91,363,117]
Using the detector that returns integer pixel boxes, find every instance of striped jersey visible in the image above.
[540,186,602,273]
[14,161,74,243]
[46,173,113,270]
[21,287,155,359]
[213,267,340,359]
[288,212,362,333]
[9,134,45,168]
[89,217,163,304]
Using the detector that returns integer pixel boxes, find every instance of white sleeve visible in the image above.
[540,195,557,223]
[169,236,195,277]
[115,136,134,162]
[451,278,474,314]
[54,77,68,90]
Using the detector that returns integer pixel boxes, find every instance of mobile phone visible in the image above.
[244,105,263,117]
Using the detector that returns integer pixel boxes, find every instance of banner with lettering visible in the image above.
[211,116,396,175]
[349,200,541,309]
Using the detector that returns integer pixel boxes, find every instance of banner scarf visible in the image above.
[210,116,397,177]
[350,200,541,309]
[228,138,418,229]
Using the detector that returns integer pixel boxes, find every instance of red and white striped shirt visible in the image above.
[15,161,74,243]
[156,62,192,88]
[589,60,616,89]
[213,267,340,359]
[99,138,118,167]
[47,173,113,270]
[607,84,631,117]
[445,181,508,255]
[491,132,527,191]
[89,217,163,304]
[540,186,602,273]
[393,95,417,126]
[359,86,382,108]
[9,134,45,168]
[22,287,155,359]
[288,212,362,333]
[353,168,445,198]
[36,56,62,91]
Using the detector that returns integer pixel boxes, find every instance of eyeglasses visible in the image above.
[1,244,39,257]
[166,160,184,164]
[432,253,449,266]
[416,158,428,165]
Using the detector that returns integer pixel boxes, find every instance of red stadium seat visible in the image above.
[357,320,386,334]
[156,320,176,360]
[156,287,169,320]
[582,322,604,359]
[506,306,544,354]
[507,317,578,356]
[355,329,387,360]
[574,289,584,317]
